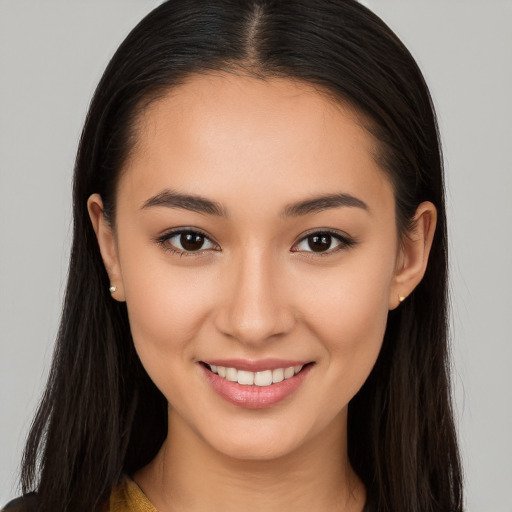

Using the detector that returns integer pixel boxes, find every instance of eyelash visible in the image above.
[155,228,356,259]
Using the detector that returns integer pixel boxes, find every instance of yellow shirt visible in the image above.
[106,476,157,512]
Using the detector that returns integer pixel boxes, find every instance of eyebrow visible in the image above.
[141,188,369,218]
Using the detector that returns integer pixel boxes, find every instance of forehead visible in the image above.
[135,73,374,156]
[121,73,392,213]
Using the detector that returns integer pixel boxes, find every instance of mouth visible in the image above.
[202,362,308,387]
[199,361,314,408]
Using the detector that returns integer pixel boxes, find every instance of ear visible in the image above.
[389,201,437,310]
[87,193,126,302]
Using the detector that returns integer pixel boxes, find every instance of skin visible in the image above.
[88,74,436,512]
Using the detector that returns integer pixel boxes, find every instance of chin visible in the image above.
[196,415,322,463]
[210,435,300,462]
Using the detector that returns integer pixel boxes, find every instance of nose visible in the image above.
[214,248,296,346]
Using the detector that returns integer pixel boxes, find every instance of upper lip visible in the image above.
[201,358,312,372]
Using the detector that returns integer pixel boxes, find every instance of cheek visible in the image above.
[301,249,393,333]
[118,246,217,380]
[318,279,388,363]
[298,252,394,396]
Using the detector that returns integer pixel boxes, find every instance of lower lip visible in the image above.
[200,363,313,409]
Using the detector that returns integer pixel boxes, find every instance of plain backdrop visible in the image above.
[1,1,511,510]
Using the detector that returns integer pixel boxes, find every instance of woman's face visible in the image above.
[90,74,430,461]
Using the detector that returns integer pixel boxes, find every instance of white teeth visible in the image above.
[207,363,306,387]
[272,368,284,383]
[237,370,254,385]
[254,370,272,386]
[226,367,238,382]
[284,367,295,379]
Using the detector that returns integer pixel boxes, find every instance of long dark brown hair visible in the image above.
[18,1,463,511]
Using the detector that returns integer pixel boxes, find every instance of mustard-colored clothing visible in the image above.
[106,476,157,512]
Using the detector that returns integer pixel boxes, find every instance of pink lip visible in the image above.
[202,358,310,372]
[199,362,313,409]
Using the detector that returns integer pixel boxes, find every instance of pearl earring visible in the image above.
[399,295,406,303]
[109,285,117,293]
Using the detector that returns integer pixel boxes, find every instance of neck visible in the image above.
[134,408,365,512]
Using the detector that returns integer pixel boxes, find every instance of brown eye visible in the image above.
[180,232,207,251]
[307,233,332,252]
[158,229,217,256]
[293,230,354,256]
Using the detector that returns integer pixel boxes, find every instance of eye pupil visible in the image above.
[308,233,331,252]
[181,232,204,251]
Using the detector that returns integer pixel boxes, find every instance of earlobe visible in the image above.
[87,194,126,302]
[389,201,437,310]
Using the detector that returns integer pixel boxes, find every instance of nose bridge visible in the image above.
[216,244,294,345]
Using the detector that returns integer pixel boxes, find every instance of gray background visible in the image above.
[1,1,511,510]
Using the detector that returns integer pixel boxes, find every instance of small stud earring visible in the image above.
[399,295,406,303]
[109,285,117,293]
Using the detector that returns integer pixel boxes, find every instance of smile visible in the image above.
[200,360,314,408]
[207,364,304,387]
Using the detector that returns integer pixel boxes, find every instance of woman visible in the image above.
[3,1,463,511]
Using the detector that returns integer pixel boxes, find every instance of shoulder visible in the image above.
[107,475,157,512]
[1,493,38,512]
